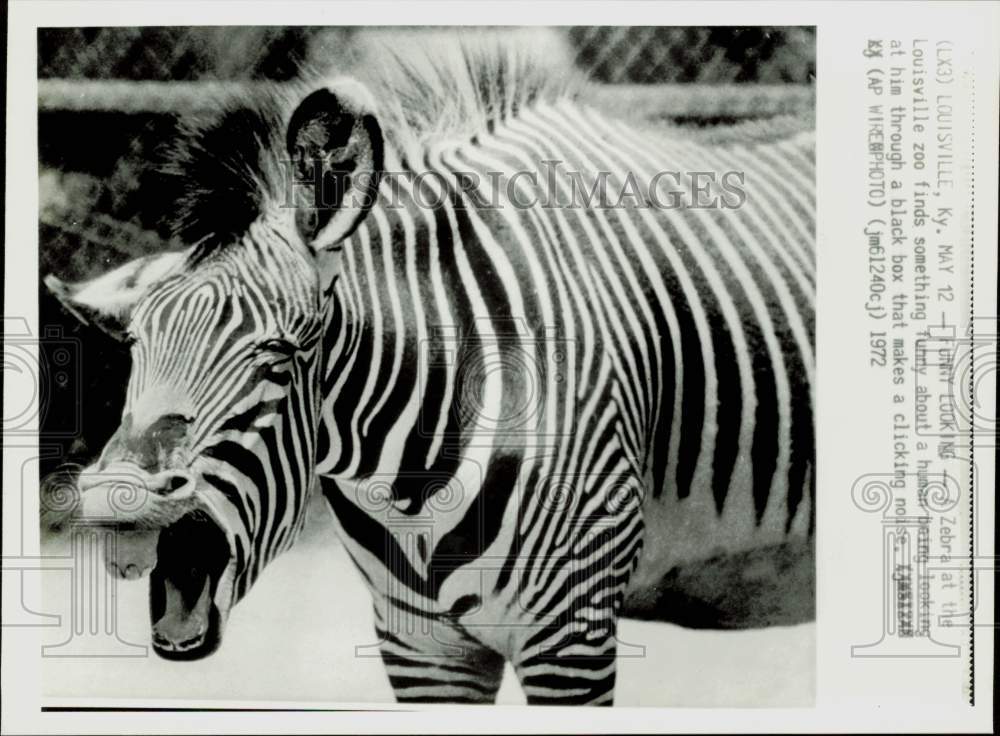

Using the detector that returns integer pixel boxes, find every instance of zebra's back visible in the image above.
[438,107,816,627]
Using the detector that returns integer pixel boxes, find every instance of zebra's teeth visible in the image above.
[106,529,159,581]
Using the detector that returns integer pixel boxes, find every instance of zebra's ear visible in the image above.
[286,80,384,251]
[43,251,189,341]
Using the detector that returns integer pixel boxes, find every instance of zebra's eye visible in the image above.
[255,338,299,358]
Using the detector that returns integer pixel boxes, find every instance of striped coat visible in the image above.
[49,32,813,704]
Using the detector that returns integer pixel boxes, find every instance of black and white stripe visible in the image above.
[312,102,814,704]
[75,34,814,704]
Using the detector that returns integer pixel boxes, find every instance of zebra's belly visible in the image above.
[622,537,814,629]
[623,471,814,629]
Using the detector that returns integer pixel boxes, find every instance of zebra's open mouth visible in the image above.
[149,510,231,660]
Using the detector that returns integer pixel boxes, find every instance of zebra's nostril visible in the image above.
[168,476,188,492]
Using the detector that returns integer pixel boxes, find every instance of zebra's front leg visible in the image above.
[508,481,643,705]
[512,616,620,706]
[375,605,506,704]
[511,557,631,705]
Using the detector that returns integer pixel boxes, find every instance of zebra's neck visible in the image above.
[315,148,465,486]
[314,103,639,486]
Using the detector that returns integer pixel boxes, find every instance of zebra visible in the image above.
[46,32,815,704]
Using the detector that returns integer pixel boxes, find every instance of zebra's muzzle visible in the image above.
[74,462,237,659]
[76,462,200,528]
[75,462,200,580]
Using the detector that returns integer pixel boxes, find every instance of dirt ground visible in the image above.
[40,494,814,707]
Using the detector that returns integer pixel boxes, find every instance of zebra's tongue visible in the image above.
[105,529,159,580]
[148,511,228,658]
[152,573,212,652]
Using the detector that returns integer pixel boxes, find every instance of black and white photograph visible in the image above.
[35,24,816,707]
[3,2,996,732]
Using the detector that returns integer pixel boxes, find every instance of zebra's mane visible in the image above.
[162,29,579,256]
[162,89,290,255]
[347,28,579,153]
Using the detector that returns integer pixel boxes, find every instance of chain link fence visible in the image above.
[39,26,814,83]
[38,27,323,81]
[572,27,814,83]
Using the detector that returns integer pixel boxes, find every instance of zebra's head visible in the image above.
[45,80,384,658]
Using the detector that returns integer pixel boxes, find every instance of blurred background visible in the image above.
[39,26,816,82]
[36,28,815,706]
